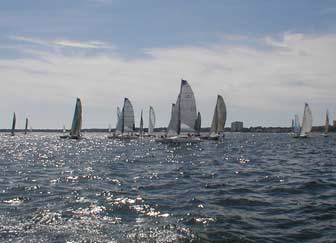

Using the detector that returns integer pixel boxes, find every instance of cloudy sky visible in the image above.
[1,0,336,129]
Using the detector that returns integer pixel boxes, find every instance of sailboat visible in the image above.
[113,98,135,139]
[11,112,16,136]
[148,106,156,136]
[24,118,28,135]
[208,95,226,140]
[60,125,68,138]
[139,110,144,137]
[195,112,201,136]
[299,103,313,138]
[322,110,329,137]
[292,114,301,138]
[159,79,201,143]
[60,98,82,139]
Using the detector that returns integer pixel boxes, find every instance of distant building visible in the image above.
[231,121,243,132]
[334,120,336,127]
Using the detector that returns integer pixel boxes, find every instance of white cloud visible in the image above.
[9,35,113,49]
[53,40,112,49]
[1,33,336,129]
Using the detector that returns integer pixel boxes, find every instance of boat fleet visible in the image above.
[61,79,227,143]
[6,79,332,141]
[291,103,330,138]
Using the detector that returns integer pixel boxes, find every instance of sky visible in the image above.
[1,0,336,129]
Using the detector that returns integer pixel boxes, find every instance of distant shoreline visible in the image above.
[0,126,334,133]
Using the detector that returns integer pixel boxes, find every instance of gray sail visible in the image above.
[178,80,197,132]
[167,103,179,136]
[148,106,155,134]
[115,106,122,134]
[70,98,82,138]
[300,103,313,136]
[24,118,28,134]
[325,110,329,134]
[139,110,144,136]
[122,98,135,133]
[11,112,16,136]
[210,95,227,136]
[195,112,201,134]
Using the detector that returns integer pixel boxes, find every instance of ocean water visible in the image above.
[0,132,335,243]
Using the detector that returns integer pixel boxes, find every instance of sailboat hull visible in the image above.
[157,136,201,144]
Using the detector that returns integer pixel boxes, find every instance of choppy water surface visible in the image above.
[0,133,335,242]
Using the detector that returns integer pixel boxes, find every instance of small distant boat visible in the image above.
[11,112,16,136]
[195,112,201,136]
[139,110,144,137]
[148,106,156,136]
[322,110,329,137]
[24,118,28,135]
[292,114,301,138]
[60,98,82,139]
[60,125,68,138]
[158,79,201,144]
[298,103,313,138]
[208,95,226,140]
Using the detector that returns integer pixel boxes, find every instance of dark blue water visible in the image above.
[0,133,335,242]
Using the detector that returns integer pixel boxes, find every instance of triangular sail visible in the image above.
[11,112,16,136]
[210,95,227,136]
[115,107,122,134]
[108,124,112,133]
[70,98,82,138]
[139,110,144,136]
[300,103,313,136]
[167,103,179,136]
[148,106,155,134]
[178,80,197,133]
[122,98,135,133]
[325,110,329,134]
[62,125,66,133]
[24,118,28,134]
[195,112,201,134]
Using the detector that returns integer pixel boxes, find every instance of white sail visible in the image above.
[62,125,66,133]
[294,114,301,134]
[178,80,197,132]
[139,110,144,135]
[115,106,122,134]
[325,110,329,134]
[300,103,313,136]
[11,112,16,136]
[167,103,179,136]
[108,124,112,133]
[70,98,82,138]
[122,98,135,133]
[210,95,227,136]
[148,106,155,134]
